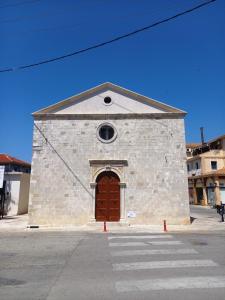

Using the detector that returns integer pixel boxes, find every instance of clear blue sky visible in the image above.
[0,0,224,162]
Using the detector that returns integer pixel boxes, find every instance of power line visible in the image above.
[0,0,216,73]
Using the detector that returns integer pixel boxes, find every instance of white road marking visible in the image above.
[108,235,173,240]
[150,241,183,245]
[109,241,183,247]
[113,259,218,271]
[116,276,225,292]
[111,248,198,257]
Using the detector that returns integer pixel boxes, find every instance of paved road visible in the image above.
[190,205,220,218]
[0,206,225,300]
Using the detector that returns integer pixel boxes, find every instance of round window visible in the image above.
[97,123,117,143]
[103,96,112,105]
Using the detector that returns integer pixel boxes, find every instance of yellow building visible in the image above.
[187,134,225,206]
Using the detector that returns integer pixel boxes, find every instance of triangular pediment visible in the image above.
[33,82,186,116]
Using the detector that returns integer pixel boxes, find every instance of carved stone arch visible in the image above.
[93,166,122,183]
[89,160,127,223]
[95,171,120,221]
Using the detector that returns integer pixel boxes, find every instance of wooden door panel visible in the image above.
[108,193,120,199]
[108,211,120,221]
[96,202,107,209]
[95,171,120,222]
[97,194,108,200]
[109,209,120,216]
[109,199,119,207]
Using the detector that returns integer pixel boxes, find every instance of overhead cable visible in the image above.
[0,0,216,73]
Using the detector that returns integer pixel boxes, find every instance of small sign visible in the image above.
[127,211,136,218]
[0,166,5,188]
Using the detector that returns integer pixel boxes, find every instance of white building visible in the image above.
[29,83,190,226]
[0,154,31,216]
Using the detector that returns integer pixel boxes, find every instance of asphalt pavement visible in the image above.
[0,205,224,232]
[0,206,225,299]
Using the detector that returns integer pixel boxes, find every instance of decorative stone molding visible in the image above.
[89,159,128,166]
[33,113,185,121]
[96,122,118,144]
[89,159,127,222]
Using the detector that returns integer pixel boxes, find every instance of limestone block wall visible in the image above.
[28,116,189,226]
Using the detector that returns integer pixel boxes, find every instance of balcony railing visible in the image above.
[188,169,201,177]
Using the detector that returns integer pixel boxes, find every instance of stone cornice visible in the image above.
[89,159,128,166]
[32,82,187,115]
[33,113,185,121]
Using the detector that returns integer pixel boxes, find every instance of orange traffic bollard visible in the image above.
[103,221,107,232]
[163,220,168,232]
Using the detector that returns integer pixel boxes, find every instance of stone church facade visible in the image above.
[28,83,190,226]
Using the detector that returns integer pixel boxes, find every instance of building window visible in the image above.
[211,161,217,170]
[97,123,117,143]
[195,162,199,169]
[187,164,190,172]
[103,96,112,105]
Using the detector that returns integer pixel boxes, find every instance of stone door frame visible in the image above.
[89,160,127,223]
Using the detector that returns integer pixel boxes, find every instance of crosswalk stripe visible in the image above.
[108,235,173,240]
[109,241,183,247]
[113,259,217,271]
[115,276,225,292]
[111,248,198,257]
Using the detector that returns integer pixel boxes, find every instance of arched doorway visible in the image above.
[95,171,120,221]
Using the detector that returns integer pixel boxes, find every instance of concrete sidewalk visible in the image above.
[0,206,224,232]
[0,214,29,231]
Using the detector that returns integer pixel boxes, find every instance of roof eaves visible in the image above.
[32,82,111,116]
[32,82,187,116]
[207,134,225,144]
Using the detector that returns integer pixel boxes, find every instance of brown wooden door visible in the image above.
[95,171,120,221]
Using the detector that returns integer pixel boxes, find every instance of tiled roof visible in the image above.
[186,133,225,150]
[208,134,225,144]
[186,143,201,148]
[0,154,31,167]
